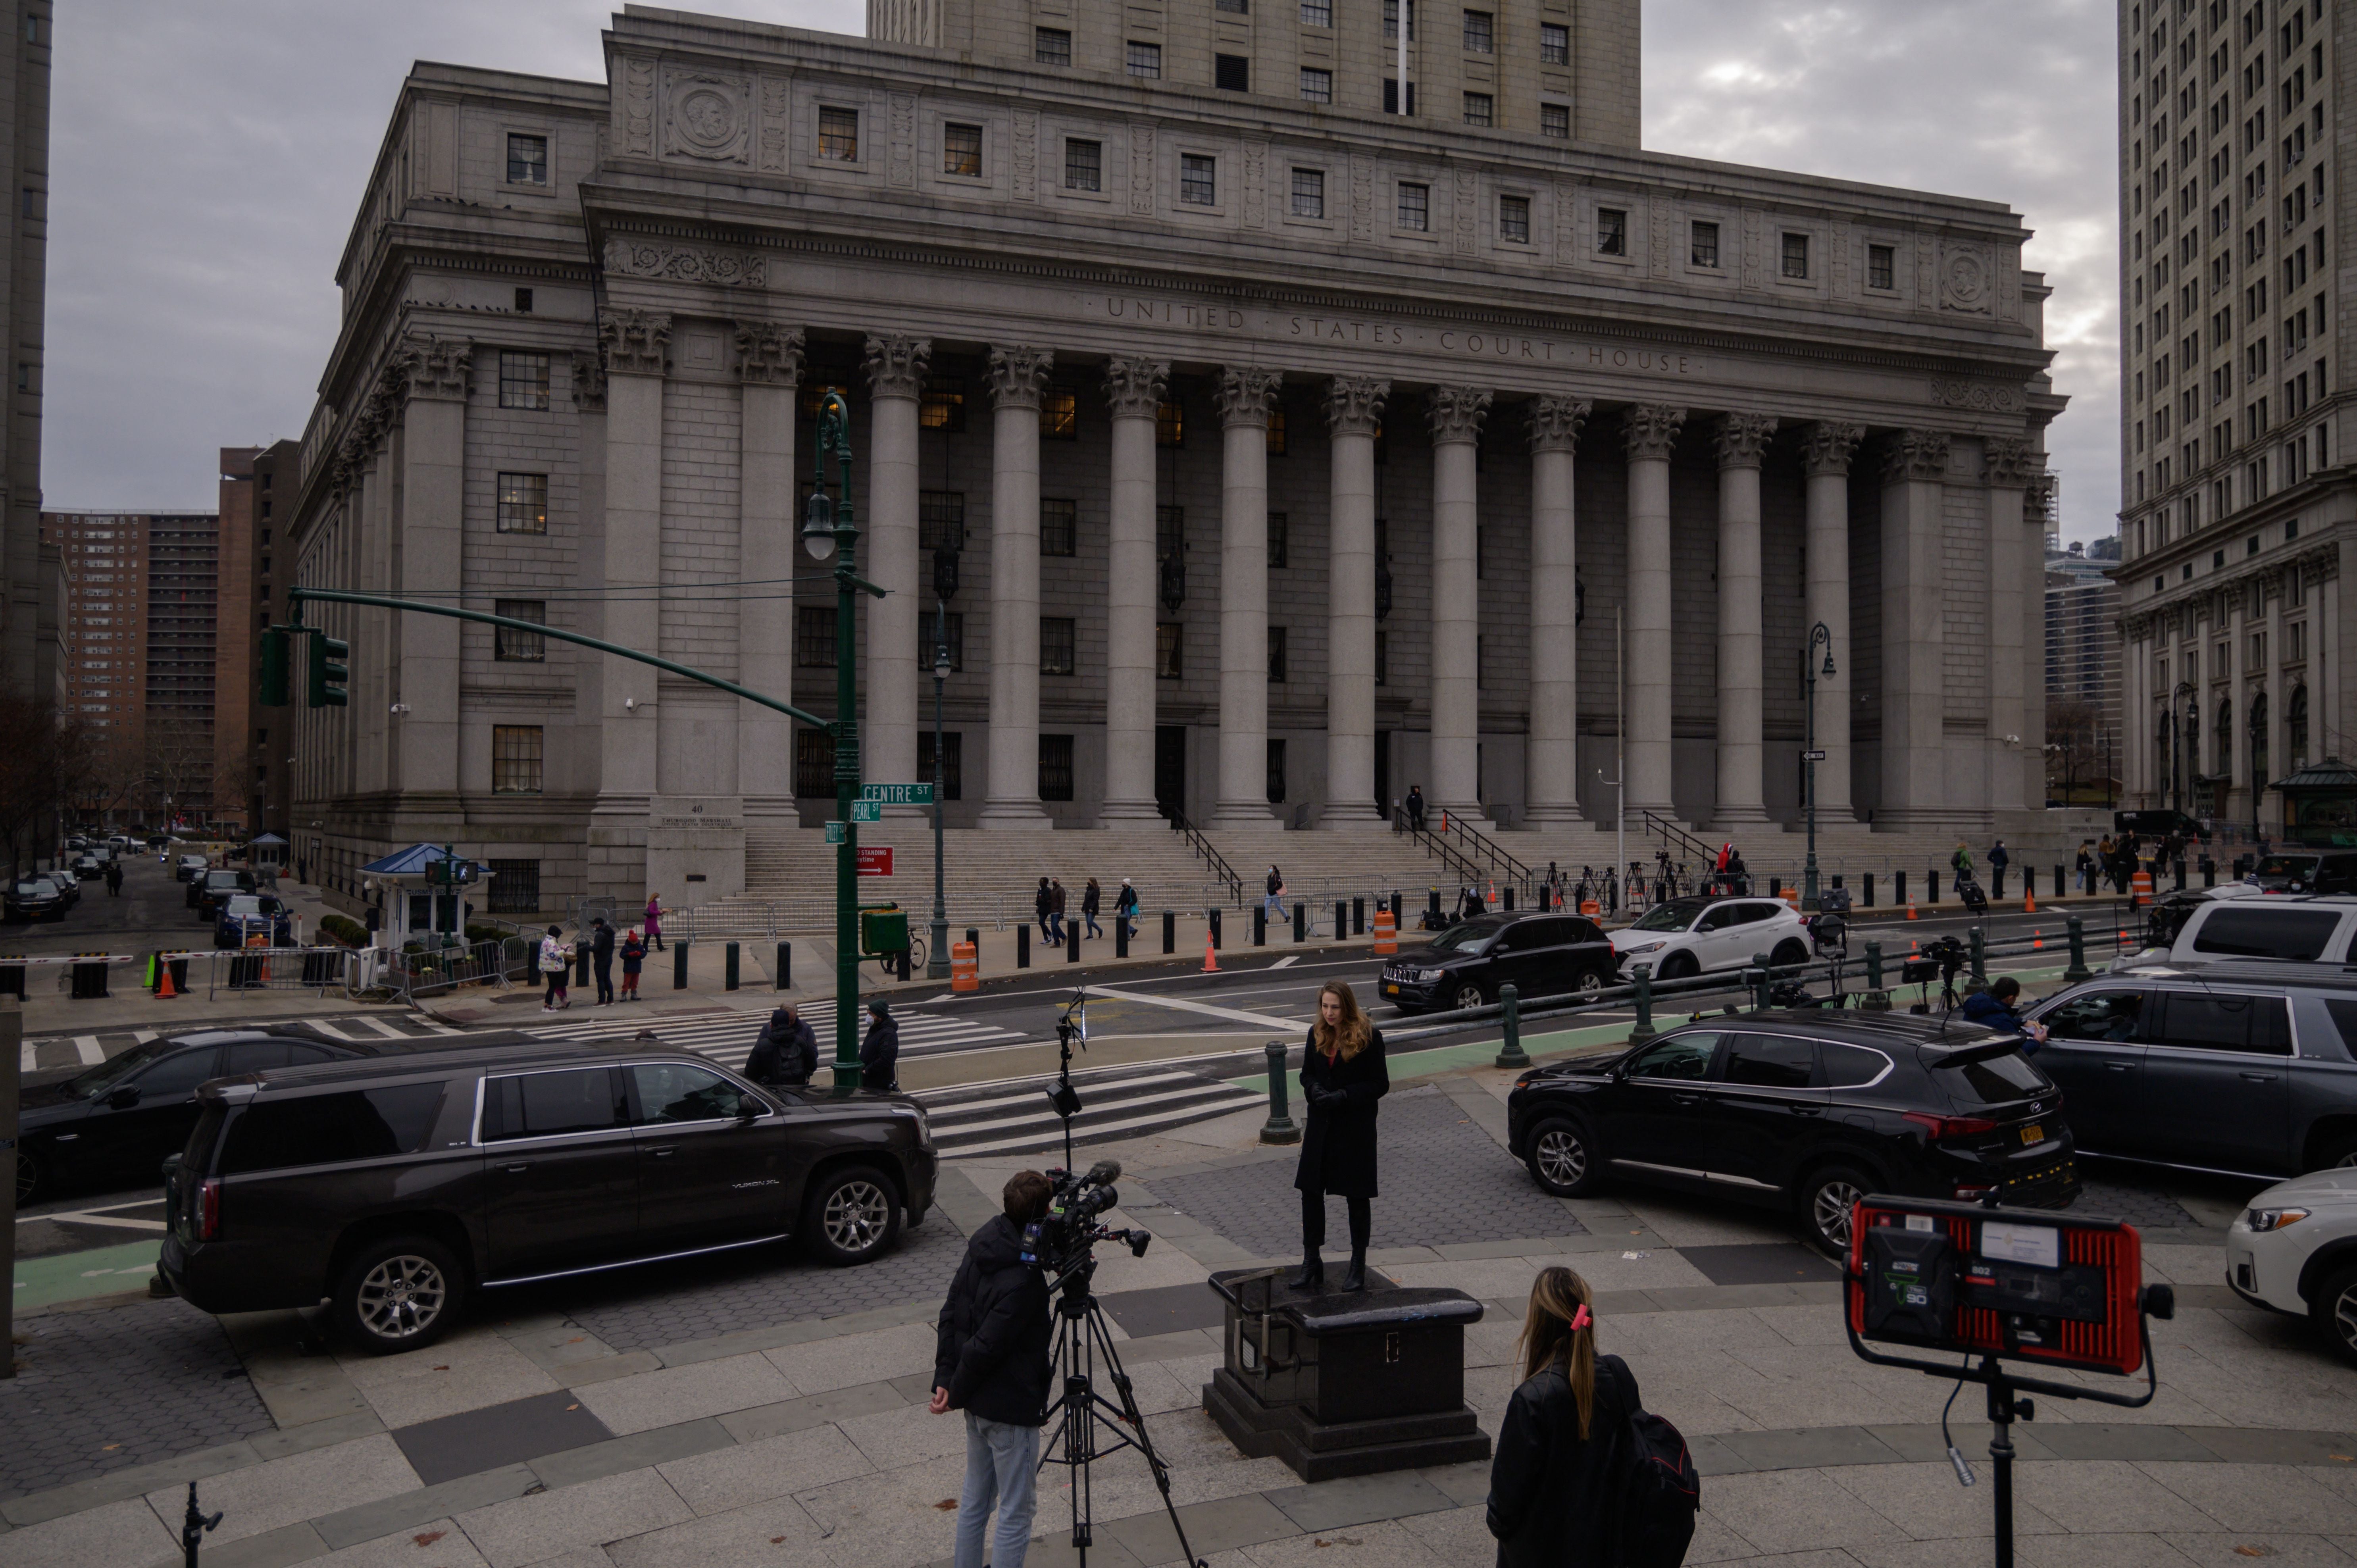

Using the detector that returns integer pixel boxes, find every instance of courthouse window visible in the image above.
[918,730,963,800]
[1596,208,1628,256]
[1782,231,1811,279]
[1540,102,1569,139]
[1267,627,1288,683]
[922,612,965,672]
[487,860,540,915]
[1398,182,1430,231]
[920,380,966,431]
[943,122,982,177]
[1034,27,1071,66]
[1181,154,1217,205]
[1157,402,1185,446]
[1539,22,1568,63]
[496,473,548,534]
[1868,243,1897,291]
[919,491,964,552]
[1691,221,1720,268]
[498,351,548,410]
[1216,54,1250,92]
[1268,512,1289,567]
[1384,0,1414,41]
[818,106,859,161]
[1041,618,1076,675]
[1300,69,1333,105]
[1374,630,1388,686]
[1043,389,1078,440]
[1156,623,1183,679]
[1217,0,1247,11]
[794,731,835,798]
[1042,498,1079,557]
[491,727,543,795]
[1499,194,1530,243]
[1463,92,1493,127]
[1293,167,1326,217]
[796,606,839,667]
[1462,8,1493,50]
[1266,739,1286,803]
[506,134,548,185]
[1127,41,1161,79]
[1267,410,1287,455]
[493,600,545,662]
[1301,0,1332,25]
[1039,736,1076,801]
[1065,139,1102,192]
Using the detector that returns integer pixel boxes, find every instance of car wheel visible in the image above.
[2308,1135,2357,1172]
[1576,970,1605,998]
[1452,981,1489,1012]
[1656,950,1699,981]
[2311,1264,2357,1369]
[801,1164,901,1266]
[1526,1119,1601,1197]
[1770,939,1810,968]
[332,1236,464,1354]
[1796,1164,1874,1259]
[16,1150,41,1206]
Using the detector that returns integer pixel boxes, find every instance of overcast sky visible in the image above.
[46,0,2118,543]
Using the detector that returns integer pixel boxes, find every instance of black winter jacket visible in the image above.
[1486,1353,1638,1568]
[746,1010,819,1085]
[1294,1029,1389,1198]
[933,1214,1053,1426]
[591,925,615,962]
[861,1016,900,1091]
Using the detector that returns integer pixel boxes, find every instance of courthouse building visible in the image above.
[286,0,2063,910]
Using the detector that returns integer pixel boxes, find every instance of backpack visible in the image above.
[1614,1377,1699,1568]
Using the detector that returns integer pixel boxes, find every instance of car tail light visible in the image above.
[195,1178,221,1242]
[1903,1112,2000,1141]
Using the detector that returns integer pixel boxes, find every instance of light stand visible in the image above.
[1803,623,1834,912]
[927,547,959,981]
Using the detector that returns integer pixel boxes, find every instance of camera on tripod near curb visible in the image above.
[1020,1160,1154,1279]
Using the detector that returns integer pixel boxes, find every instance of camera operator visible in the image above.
[1959,976,2049,1051]
[744,1002,818,1088]
[930,1171,1055,1568]
[1292,980,1389,1294]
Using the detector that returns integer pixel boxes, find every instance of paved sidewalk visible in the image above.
[1,1054,2351,1568]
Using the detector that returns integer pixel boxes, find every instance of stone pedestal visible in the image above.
[645,796,745,907]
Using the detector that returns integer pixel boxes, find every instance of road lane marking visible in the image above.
[358,1017,408,1039]
[1080,984,1305,1031]
[72,1036,102,1065]
[1270,956,1298,969]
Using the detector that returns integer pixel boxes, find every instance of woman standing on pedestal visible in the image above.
[1292,979,1388,1294]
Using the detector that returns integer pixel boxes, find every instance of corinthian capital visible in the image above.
[399,333,473,402]
[1324,375,1389,438]
[1216,366,1283,428]
[1527,395,1591,454]
[1799,421,1864,478]
[1623,404,1685,462]
[985,345,1052,410]
[866,334,933,401]
[1984,434,2036,489]
[735,322,806,389]
[599,310,672,377]
[1712,412,1778,469]
[1104,357,1169,419]
[1426,385,1492,445]
[1882,429,1952,485]
[570,348,607,412]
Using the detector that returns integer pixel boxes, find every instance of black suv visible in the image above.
[160,1044,938,1353]
[1378,912,1618,1014]
[2022,962,2357,1177]
[190,868,256,918]
[2245,852,2357,896]
[1506,1012,2078,1254]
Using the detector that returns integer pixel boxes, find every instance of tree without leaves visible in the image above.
[2047,696,2108,805]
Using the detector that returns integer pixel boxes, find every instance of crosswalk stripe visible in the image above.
[931,1082,1261,1158]
[17,1042,36,1072]
[358,1017,409,1039]
[72,1036,102,1066]
[309,1021,363,1041]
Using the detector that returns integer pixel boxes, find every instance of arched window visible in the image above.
[2290,685,2310,771]
[2250,691,2270,794]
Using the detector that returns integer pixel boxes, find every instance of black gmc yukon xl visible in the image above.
[159,1043,937,1352]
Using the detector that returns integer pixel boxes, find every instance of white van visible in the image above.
[2116,895,2357,970]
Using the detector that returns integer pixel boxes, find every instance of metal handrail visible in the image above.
[1168,811,1246,904]
[1392,809,1493,890]
[1435,810,1534,886]
[1640,809,1721,869]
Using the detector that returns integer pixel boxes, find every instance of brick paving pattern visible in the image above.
[0,1298,273,1502]
[2070,1175,2200,1229]
[1151,1085,1585,1257]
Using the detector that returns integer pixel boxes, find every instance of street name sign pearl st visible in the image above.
[850,801,885,823]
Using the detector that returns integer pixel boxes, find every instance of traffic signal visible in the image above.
[307,633,350,708]
[258,629,289,707]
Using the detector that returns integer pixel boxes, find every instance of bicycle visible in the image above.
[870,935,926,977]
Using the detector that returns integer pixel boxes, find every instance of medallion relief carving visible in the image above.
[664,71,749,164]
[1940,243,1993,314]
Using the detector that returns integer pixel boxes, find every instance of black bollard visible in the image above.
[1751,953,1772,1011]
[2065,915,2093,982]
[1968,926,1986,984]
[1068,919,1081,963]
[1503,885,1515,911]
[2174,858,2187,892]
[1353,897,1365,935]
[1863,872,1874,908]
[1334,900,1347,943]
[1293,902,1307,943]
[1895,870,1906,906]
[1210,908,1223,948]
[1769,875,1782,900]
[1496,983,1528,1068]
[775,940,791,990]
[575,943,590,989]
[2054,862,2065,898]
[1259,1040,1300,1145]
[1162,909,1176,954]
[1018,924,1030,968]
[1928,870,1939,904]
[725,941,740,991]
[1428,888,1443,922]
[673,942,689,990]
[1628,963,1657,1046]
[1253,904,1267,946]
[1116,916,1128,958]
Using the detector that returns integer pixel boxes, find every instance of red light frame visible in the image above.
[1847,1196,2145,1378]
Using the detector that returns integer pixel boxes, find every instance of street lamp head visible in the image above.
[1820,650,1836,679]
[801,485,837,561]
[933,646,952,680]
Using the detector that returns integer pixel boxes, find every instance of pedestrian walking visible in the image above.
[104,860,122,897]
[1404,785,1426,832]
[1115,877,1139,941]
[1081,877,1103,940]
[1988,838,2010,899]
[930,1170,1054,1568]
[590,917,616,1005]
[1484,1266,1645,1568]
[644,893,666,952]
[1725,849,1749,897]
[1292,980,1388,1294]
[1034,877,1055,945]
[1050,879,1068,944]
[1264,866,1287,924]
[747,1002,820,1087]
[538,925,571,1011]
[861,997,901,1092]
[619,928,645,1000]
[2076,840,2096,895]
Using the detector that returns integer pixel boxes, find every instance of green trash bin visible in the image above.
[860,905,910,954]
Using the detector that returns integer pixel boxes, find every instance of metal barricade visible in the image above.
[205,946,353,998]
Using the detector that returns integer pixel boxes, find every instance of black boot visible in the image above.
[1289,1252,1324,1292]
[1341,1250,1368,1293]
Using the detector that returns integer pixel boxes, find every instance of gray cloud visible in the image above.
[47,0,2115,545]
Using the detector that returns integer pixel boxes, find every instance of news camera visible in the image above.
[1021,1159,1152,1285]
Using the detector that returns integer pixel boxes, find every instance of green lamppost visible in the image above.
[802,392,884,1091]
[1802,622,1834,913]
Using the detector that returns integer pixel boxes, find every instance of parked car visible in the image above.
[1378,912,1619,1013]
[159,1043,939,1352]
[70,855,103,882]
[41,872,79,911]
[214,894,291,950]
[4,876,65,922]
[2244,852,2357,896]
[1506,1010,2078,1255]
[190,868,255,917]
[16,1030,402,1205]
[175,854,210,883]
[2225,1168,2357,1366]
[2116,894,2357,971]
[1609,895,1811,981]
[2021,963,2357,1178]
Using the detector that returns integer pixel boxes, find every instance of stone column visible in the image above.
[1429,386,1493,820]
[737,323,803,826]
[570,350,611,867]
[1711,413,1777,825]
[2021,466,2054,814]
[596,310,671,892]
[982,346,1054,828]
[1323,375,1389,826]
[1800,422,1863,820]
[1101,357,1168,822]
[864,334,929,815]
[2319,555,2342,768]
[1984,435,2033,815]
[394,335,471,807]
[1879,429,1951,827]
[1623,404,1685,816]
[1525,395,1589,824]
[1214,366,1284,825]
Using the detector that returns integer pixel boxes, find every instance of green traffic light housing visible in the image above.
[308,633,350,708]
[259,629,290,707]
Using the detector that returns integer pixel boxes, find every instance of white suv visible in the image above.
[2118,895,2357,972]
[1609,895,1809,981]
[2226,1168,2357,1366]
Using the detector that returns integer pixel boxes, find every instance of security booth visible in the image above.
[245,832,289,872]
[358,843,491,949]
[2274,758,2357,847]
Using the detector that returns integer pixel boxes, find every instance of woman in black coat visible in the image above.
[1292,979,1388,1293]
[1486,1266,1637,1568]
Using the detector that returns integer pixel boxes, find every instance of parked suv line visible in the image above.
[1609,896,1811,981]
[1378,912,1618,1014]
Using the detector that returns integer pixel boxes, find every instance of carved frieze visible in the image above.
[757,76,792,173]
[603,238,766,287]
[1930,379,2026,414]
[1014,111,1038,202]
[1712,412,1778,469]
[664,71,750,164]
[1217,366,1284,427]
[735,322,805,388]
[1104,357,1170,419]
[600,310,672,377]
[1427,385,1493,445]
[1244,140,1267,229]
[1324,375,1390,438]
[1129,124,1156,215]
[621,56,657,157]
[400,333,472,402]
[1527,394,1590,453]
[1622,403,1685,462]
[868,334,934,400]
[1799,421,1864,477]
[570,348,607,412]
[1940,242,1994,314]
[1882,429,1951,485]
[888,92,916,189]
[986,344,1052,409]
[1984,435,2037,489]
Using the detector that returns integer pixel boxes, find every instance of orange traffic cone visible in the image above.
[1905,897,1918,920]
[156,959,177,1000]
[1202,934,1219,974]
[2024,888,2036,914]
[2032,930,2044,949]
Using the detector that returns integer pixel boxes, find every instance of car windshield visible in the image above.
[64,1038,171,1097]
[223,896,264,917]
[11,880,44,896]
[2254,855,2322,879]
[1630,900,1708,933]
[1428,920,1504,954]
